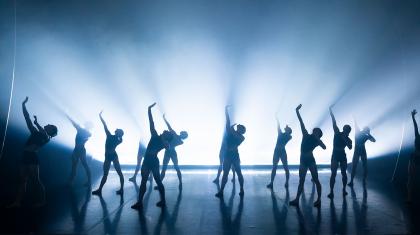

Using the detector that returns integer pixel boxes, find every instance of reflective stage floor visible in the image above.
[0,169,415,234]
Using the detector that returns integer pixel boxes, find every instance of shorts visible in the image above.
[300,153,316,168]
[332,151,347,164]
[22,151,39,165]
[105,151,118,161]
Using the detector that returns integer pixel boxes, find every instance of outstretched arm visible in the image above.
[412,110,419,137]
[368,134,376,142]
[66,114,81,130]
[163,114,174,132]
[329,106,339,133]
[296,104,307,134]
[99,111,111,136]
[318,139,327,150]
[22,97,36,134]
[148,103,158,136]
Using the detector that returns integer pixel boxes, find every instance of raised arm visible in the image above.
[412,110,419,137]
[22,97,36,134]
[163,114,174,132]
[368,133,376,142]
[148,103,158,136]
[33,115,48,136]
[296,104,307,135]
[99,111,111,136]
[329,106,339,133]
[66,114,81,130]
[225,106,231,132]
[276,116,283,134]
[318,139,327,150]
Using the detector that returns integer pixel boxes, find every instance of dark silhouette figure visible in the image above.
[128,141,147,182]
[328,105,352,199]
[156,114,188,190]
[215,106,246,198]
[213,131,236,184]
[66,115,92,187]
[131,103,173,210]
[8,97,58,208]
[407,109,419,203]
[267,114,292,189]
[348,118,376,187]
[289,104,326,207]
[92,111,124,196]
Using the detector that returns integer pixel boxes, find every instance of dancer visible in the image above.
[327,105,352,199]
[213,131,236,184]
[157,114,188,190]
[92,111,124,196]
[289,104,326,207]
[131,103,173,210]
[215,105,246,198]
[66,115,92,187]
[8,97,58,207]
[407,109,419,203]
[348,118,376,187]
[128,141,146,182]
[267,114,292,189]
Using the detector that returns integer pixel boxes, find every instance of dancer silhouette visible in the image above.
[289,104,326,207]
[327,105,352,199]
[215,106,245,198]
[407,109,419,203]
[156,114,188,190]
[131,103,173,210]
[128,141,147,182]
[267,113,292,189]
[213,130,236,184]
[8,97,58,207]
[66,115,92,187]
[348,118,376,187]
[92,111,124,196]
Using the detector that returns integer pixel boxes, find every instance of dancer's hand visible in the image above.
[33,115,38,125]
[99,110,103,117]
[296,104,302,111]
[23,97,29,104]
[149,102,156,109]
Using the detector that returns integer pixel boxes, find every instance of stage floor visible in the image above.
[0,169,414,234]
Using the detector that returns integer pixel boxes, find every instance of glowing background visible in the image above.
[1,1,420,165]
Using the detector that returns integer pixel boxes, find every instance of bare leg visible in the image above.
[172,153,183,190]
[160,151,171,181]
[361,154,368,185]
[309,164,322,207]
[152,165,166,207]
[33,166,46,207]
[131,167,150,210]
[289,165,308,206]
[281,155,290,188]
[268,154,279,188]
[80,152,91,186]
[231,165,236,183]
[349,152,359,186]
[113,158,124,194]
[129,154,142,182]
[92,160,111,195]
[233,161,244,196]
[340,160,348,195]
[216,161,231,197]
[68,152,79,185]
[329,159,338,198]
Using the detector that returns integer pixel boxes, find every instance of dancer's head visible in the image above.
[362,127,370,134]
[312,127,323,138]
[236,124,246,135]
[161,130,173,143]
[84,121,93,130]
[115,128,124,137]
[45,124,58,137]
[180,131,188,139]
[284,125,292,135]
[343,124,352,136]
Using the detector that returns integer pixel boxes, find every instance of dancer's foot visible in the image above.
[347,181,354,187]
[156,200,166,208]
[131,202,143,210]
[327,192,334,199]
[179,183,183,191]
[313,199,321,207]
[92,189,102,196]
[289,199,299,207]
[343,190,348,196]
[266,183,273,189]
[128,176,136,182]
[215,191,223,198]
[116,189,124,195]
[212,178,219,184]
